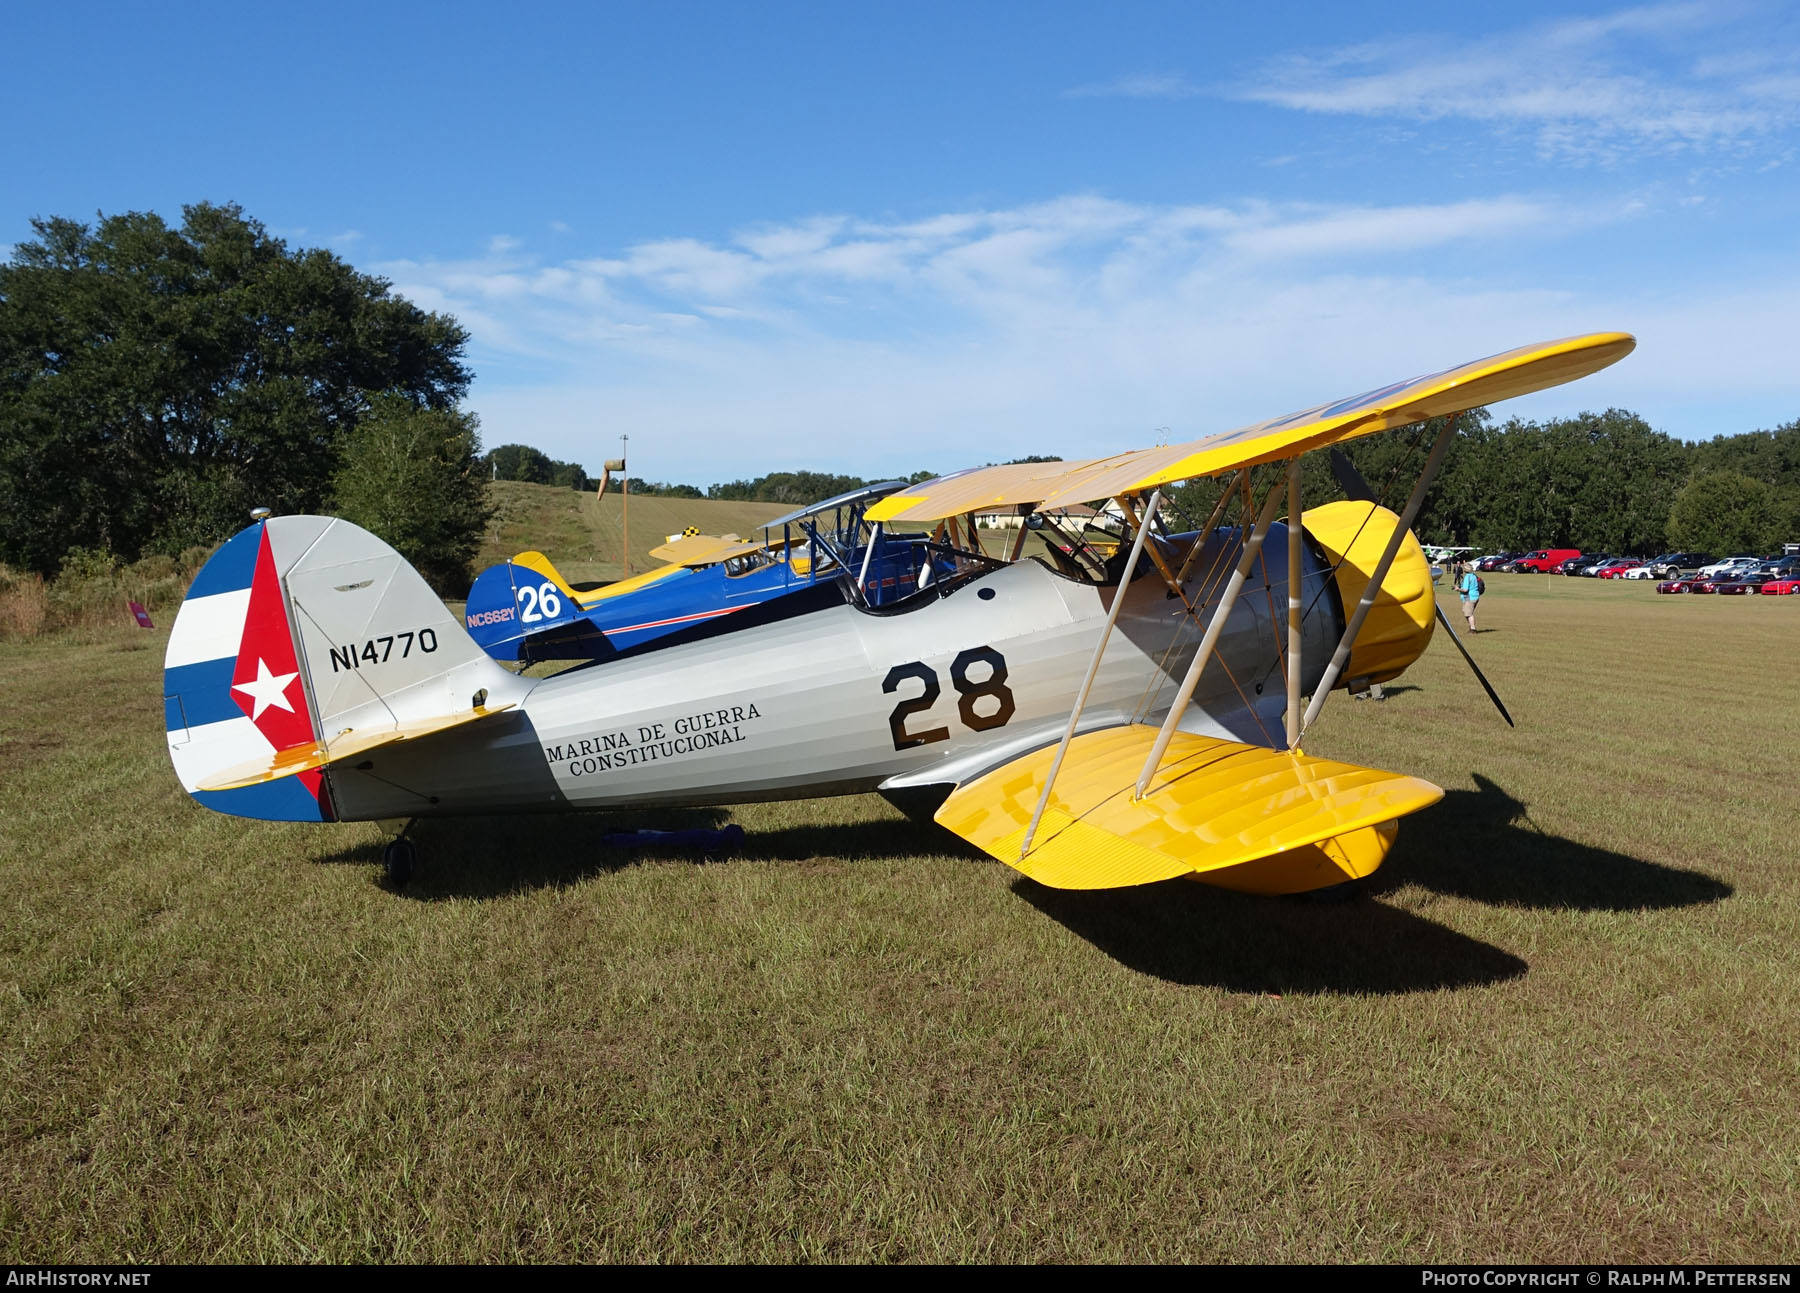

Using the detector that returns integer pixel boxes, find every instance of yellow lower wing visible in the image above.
[936,725,1443,894]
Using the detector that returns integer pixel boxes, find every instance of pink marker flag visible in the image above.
[129,601,154,629]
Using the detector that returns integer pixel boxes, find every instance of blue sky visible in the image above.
[7,1,1799,484]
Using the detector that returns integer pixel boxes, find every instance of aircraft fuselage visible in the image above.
[322,529,1344,822]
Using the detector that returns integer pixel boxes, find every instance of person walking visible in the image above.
[1457,565,1483,632]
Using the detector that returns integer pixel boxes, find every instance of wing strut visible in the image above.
[856,522,882,600]
[1134,481,1287,798]
[1174,470,1241,587]
[1330,448,1514,727]
[1286,456,1303,750]
[1018,489,1165,858]
[1299,417,1456,733]
[1116,493,1188,607]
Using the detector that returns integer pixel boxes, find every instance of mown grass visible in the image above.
[1,576,1796,1262]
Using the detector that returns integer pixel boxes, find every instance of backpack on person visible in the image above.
[1475,574,1485,596]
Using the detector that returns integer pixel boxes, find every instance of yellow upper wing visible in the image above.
[646,533,764,567]
[867,331,1635,524]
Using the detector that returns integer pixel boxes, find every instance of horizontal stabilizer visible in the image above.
[197,703,515,792]
[935,725,1442,893]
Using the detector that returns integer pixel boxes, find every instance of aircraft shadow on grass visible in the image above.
[313,775,1727,994]
[1014,879,1528,995]
[313,808,964,902]
[1017,772,1730,995]
[1368,773,1732,913]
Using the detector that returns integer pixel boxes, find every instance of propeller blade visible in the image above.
[1330,448,1375,502]
[1331,446,1514,727]
[1433,604,1515,727]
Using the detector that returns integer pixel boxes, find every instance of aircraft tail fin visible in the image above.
[934,724,1442,893]
[163,516,522,821]
[463,551,601,663]
[465,551,695,663]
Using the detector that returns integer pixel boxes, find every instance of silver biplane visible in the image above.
[160,333,1634,891]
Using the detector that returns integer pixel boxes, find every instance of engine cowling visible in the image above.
[1303,500,1436,689]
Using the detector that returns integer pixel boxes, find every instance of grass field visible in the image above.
[2,571,1797,1262]
[478,481,793,586]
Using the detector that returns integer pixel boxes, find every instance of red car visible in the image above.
[1758,577,1800,595]
[1716,573,1772,595]
[1657,574,1708,593]
[1595,559,1644,578]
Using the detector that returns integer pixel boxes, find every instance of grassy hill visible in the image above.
[477,481,793,586]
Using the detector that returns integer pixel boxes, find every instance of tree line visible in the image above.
[485,444,591,491]
[1277,410,1800,557]
[625,459,1068,504]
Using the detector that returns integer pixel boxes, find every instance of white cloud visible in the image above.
[1223,198,1554,259]
[1232,3,1800,161]
[359,190,1800,481]
[1064,72,1202,100]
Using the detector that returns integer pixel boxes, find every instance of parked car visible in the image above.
[1475,552,1519,572]
[1621,552,1692,579]
[1577,556,1619,576]
[1657,574,1708,593]
[1758,577,1800,595]
[1508,548,1583,573]
[1654,552,1709,577]
[1755,556,1800,580]
[1595,559,1643,579]
[1716,573,1774,595]
[1698,556,1761,578]
[1554,555,1591,575]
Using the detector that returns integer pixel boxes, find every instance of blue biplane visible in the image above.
[462,481,919,664]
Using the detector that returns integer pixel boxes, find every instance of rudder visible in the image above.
[164,516,519,821]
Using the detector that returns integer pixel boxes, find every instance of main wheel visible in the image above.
[382,838,416,886]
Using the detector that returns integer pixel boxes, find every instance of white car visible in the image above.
[1622,553,1679,579]
[1697,556,1761,578]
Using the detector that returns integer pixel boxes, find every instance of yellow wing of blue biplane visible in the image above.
[511,550,687,611]
[867,331,1635,524]
[646,533,764,567]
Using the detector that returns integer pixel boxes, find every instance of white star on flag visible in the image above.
[233,658,300,721]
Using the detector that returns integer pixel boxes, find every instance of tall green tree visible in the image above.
[1667,471,1772,556]
[0,203,470,573]
[1687,419,1800,488]
[486,443,553,484]
[330,398,493,594]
